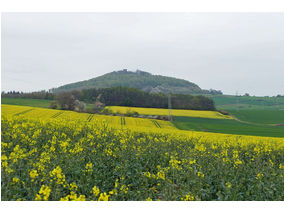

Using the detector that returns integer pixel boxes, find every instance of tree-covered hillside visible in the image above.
[51,69,222,95]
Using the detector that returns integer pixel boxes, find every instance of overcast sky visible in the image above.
[2,13,284,96]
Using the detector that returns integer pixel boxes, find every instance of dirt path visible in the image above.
[230,115,279,127]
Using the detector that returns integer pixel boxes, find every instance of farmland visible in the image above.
[173,116,284,138]
[227,110,284,125]
[106,106,232,119]
[1,97,95,110]
[1,97,52,108]
[2,104,284,201]
[1,105,176,130]
[2,97,284,137]
[210,95,284,110]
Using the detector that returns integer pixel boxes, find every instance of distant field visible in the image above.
[1,97,51,108]
[227,110,284,125]
[1,97,95,110]
[172,116,284,138]
[106,106,232,119]
[209,95,284,110]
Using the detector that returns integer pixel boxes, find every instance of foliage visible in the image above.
[78,87,216,111]
[2,86,216,111]
[49,100,58,109]
[2,90,54,100]
[56,92,76,110]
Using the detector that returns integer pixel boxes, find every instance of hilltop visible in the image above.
[51,69,222,95]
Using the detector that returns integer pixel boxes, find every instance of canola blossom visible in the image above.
[106,106,232,119]
[1,104,284,201]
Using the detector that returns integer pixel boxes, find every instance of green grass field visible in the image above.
[172,116,284,138]
[210,95,284,110]
[1,97,52,108]
[227,110,284,125]
[1,97,95,110]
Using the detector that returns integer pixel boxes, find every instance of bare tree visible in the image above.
[56,92,76,110]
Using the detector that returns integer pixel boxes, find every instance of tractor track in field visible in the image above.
[51,111,64,118]
[87,114,95,122]
[14,109,34,116]
[121,116,126,126]
[151,120,161,128]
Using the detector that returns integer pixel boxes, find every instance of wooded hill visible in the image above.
[51,69,222,95]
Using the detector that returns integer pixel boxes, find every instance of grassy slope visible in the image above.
[172,116,284,138]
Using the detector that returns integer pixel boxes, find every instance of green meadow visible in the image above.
[172,116,284,138]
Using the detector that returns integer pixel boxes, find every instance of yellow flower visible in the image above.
[181,194,195,201]
[61,192,86,201]
[234,159,242,168]
[225,182,232,189]
[12,177,20,183]
[157,171,165,180]
[92,186,100,197]
[85,162,93,172]
[120,185,129,194]
[144,171,152,178]
[256,173,263,180]
[60,196,69,201]
[70,182,78,191]
[169,156,182,170]
[1,155,8,161]
[29,169,39,181]
[146,197,152,201]
[35,194,42,201]
[50,166,66,185]
[197,171,205,178]
[35,185,51,201]
[98,192,109,201]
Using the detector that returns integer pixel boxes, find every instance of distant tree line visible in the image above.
[2,90,54,100]
[2,86,216,111]
[67,87,215,110]
[202,89,223,95]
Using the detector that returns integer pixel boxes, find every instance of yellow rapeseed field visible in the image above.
[106,106,232,119]
[1,104,284,201]
[1,104,176,130]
